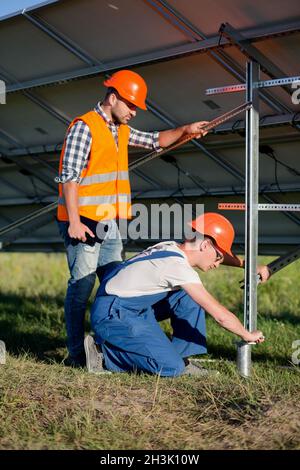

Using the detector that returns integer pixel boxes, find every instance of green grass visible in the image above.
[0,253,299,450]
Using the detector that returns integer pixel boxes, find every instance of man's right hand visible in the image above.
[68,221,95,242]
[243,330,265,344]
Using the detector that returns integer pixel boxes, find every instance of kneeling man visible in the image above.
[85,213,266,377]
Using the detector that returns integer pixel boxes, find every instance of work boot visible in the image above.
[0,340,6,365]
[84,335,111,374]
[182,360,219,377]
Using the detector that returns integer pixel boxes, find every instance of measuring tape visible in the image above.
[129,101,252,171]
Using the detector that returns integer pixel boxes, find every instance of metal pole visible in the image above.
[238,61,260,378]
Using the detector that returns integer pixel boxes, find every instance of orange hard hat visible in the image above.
[104,70,147,110]
[189,212,235,256]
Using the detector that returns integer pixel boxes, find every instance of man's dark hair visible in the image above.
[105,87,119,99]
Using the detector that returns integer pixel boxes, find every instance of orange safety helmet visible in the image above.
[189,212,235,256]
[104,70,148,110]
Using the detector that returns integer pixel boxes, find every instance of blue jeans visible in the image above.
[57,219,123,359]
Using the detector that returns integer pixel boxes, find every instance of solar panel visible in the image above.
[0,0,299,253]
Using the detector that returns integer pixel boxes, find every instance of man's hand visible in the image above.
[184,121,210,138]
[242,330,265,344]
[68,221,95,243]
[257,265,271,283]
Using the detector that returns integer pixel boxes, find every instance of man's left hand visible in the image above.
[257,265,271,283]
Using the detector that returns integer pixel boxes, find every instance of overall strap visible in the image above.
[100,250,185,295]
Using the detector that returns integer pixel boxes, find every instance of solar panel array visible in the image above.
[0,0,299,254]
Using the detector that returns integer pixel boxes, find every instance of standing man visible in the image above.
[56,69,209,368]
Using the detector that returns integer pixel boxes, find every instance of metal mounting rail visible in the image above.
[206,76,300,95]
[218,203,300,211]
[267,245,300,276]
[240,245,300,289]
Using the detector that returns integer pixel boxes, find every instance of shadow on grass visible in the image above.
[0,319,65,363]
[207,343,293,366]
[0,291,90,364]
[0,291,297,367]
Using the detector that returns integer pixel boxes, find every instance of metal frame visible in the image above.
[207,62,300,377]
[5,19,300,93]
[0,65,71,126]
[1,3,299,254]
[2,111,300,158]
[144,0,296,116]
[219,203,300,211]
[239,62,260,378]
[4,6,300,198]
[16,1,300,234]
[221,23,296,98]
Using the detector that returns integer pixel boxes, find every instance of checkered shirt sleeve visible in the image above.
[55,121,92,183]
[128,127,161,151]
[55,118,161,183]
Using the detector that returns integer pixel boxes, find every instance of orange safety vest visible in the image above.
[57,111,131,222]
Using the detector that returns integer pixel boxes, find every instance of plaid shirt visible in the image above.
[56,102,160,183]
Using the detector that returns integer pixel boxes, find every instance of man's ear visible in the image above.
[199,239,209,252]
[108,92,117,106]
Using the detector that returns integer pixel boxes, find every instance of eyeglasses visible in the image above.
[124,101,137,111]
[209,241,224,263]
[117,94,137,111]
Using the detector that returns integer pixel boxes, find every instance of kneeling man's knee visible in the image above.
[156,356,185,377]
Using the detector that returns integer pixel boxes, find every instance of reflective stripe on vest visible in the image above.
[80,171,129,186]
[57,111,131,222]
[58,194,131,206]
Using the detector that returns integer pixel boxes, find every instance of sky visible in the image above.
[0,0,57,19]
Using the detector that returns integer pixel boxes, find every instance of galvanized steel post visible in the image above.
[237,61,260,378]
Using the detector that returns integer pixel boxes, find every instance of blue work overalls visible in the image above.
[91,250,207,377]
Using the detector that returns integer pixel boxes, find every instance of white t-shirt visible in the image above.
[105,241,202,298]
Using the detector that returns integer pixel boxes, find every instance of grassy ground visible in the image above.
[0,253,299,450]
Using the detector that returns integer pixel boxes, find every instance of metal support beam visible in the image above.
[0,202,57,239]
[1,155,57,192]
[0,202,57,249]
[145,0,293,114]
[4,112,300,158]
[6,20,300,94]
[220,23,300,132]
[22,10,98,66]
[220,23,295,98]
[238,62,260,378]
[147,102,245,182]
[147,102,299,230]
[14,12,210,204]
[0,66,71,126]
[240,244,300,288]
[0,196,56,207]
[0,175,38,200]
[0,184,299,206]
[0,128,25,148]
